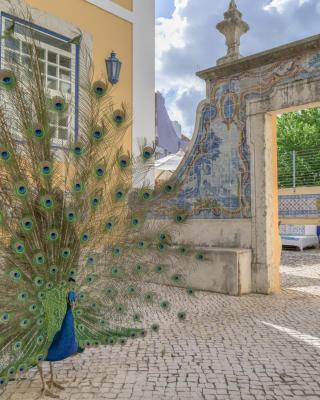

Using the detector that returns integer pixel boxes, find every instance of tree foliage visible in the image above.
[277,108,320,187]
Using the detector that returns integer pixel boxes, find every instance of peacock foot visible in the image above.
[46,380,66,390]
[36,385,60,399]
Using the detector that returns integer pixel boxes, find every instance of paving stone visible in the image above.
[1,250,320,400]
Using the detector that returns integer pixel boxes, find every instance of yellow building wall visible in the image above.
[111,0,132,11]
[25,0,133,151]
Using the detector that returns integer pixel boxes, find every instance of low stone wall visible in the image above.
[184,248,252,296]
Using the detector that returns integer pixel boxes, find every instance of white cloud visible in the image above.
[264,0,310,14]
[155,0,319,137]
[156,0,204,137]
[156,0,189,73]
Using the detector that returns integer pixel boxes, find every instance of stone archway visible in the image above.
[170,1,320,295]
[248,76,320,293]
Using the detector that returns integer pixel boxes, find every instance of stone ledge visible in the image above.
[185,247,252,296]
[197,34,320,80]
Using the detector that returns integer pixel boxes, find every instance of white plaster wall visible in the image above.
[132,0,155,158]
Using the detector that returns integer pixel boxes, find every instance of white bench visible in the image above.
[280,225,319,251]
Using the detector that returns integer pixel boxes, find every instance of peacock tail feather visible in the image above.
[0,6,205,387]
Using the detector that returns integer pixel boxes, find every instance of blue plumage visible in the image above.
[46,292,79,362]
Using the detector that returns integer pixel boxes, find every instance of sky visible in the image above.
[155,0,320,137]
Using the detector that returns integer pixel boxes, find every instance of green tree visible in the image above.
[277,108,320,187]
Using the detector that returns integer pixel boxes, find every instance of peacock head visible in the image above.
[67,291,77,309]
[67,278,77,309]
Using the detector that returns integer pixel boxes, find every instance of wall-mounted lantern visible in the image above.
[106,51,122,85]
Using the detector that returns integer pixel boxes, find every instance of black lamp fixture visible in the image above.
[106,51,122,85]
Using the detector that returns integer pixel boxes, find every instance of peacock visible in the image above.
[0,10,204,399]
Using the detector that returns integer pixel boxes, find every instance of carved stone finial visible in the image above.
[216,0,249,66]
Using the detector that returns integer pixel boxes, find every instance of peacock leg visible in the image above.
[47,362,65,391]
[36,363,59,399]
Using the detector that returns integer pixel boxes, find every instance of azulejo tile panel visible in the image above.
[167,51,320,219]
[279,193,320,218]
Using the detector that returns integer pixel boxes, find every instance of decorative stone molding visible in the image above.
[216,0,249,66]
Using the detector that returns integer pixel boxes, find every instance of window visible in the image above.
[0,15,78,146]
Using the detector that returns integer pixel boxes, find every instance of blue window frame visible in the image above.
[0,11,80,145]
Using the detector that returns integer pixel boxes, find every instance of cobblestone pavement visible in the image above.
[2,250,320,400]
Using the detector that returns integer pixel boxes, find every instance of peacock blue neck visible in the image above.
[46,295,78,362]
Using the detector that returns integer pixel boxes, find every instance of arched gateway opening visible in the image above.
[169,1,320,295]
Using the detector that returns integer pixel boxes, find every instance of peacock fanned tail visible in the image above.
[0,9,205,387]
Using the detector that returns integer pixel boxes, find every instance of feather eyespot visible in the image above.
[155,265,163,273]
[20,319,30,328]
[164,184,174,193]
[47,229,59,241]
[40,162,52,176]
[113,109,125,125]
[0,377,7,385]
[13,341,22,351]
[18,291,29,301]
[144,292,154,302]
[66,210,77,222]
[20,217,33,232]
[52,96,66,112]
[113,246,122,256]
[92,81,107,97]
[172,274,182,284]
[177,311,187,321]
[160,301,170,310]
[34,277,44,287]
[95,166,105,178]
[0,69,16,90]
[40,195,55,210]
[86,275,94,284]
[33,253,46,265]
[15,183,28,198]
[157,243,165,251]
[73,144,84,157]
[91,127,104,141]
[105,221,113,231]
[1,312,10,322]
[73,182,84,194]
[10,270,22,281]
[30,125,46,140]
[80,232,90,243]
[135,264,143,272]
[131,218,139,226]
[87,255,95,266]
[8,367,16,377]
[91,197,101,208]
[105,287,116,297]
[118,154,130,169]
[127,286,136,295]
[142,146,154,160]
[133,313,141,322]
[115,190,125,200]
[196,252,205,261]
[49,265,58,274]
[13,241,26,255]
[61,248,71,259]
[29,304,38,312]
[0,148,11,161]
[151,323,159,333]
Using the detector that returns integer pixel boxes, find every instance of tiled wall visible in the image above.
[168,52,320,220]
[279,192,320,218]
